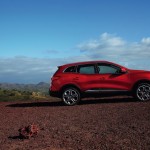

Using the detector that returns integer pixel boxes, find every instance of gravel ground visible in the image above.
[0,97,150,150]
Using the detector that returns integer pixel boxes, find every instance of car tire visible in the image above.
[134,83,150,101]
[62,87,81,106]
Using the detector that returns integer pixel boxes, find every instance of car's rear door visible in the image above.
[72,64,101,91]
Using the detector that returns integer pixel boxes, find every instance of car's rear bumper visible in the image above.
[49,90,60,97]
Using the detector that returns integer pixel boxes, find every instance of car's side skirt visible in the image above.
[82,89,131,98]
[85,89,129,93]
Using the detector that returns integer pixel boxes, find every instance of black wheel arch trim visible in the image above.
[132,79,150,92]
[60,84,81,94]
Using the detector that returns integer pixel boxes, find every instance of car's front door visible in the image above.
[96,63,131,91]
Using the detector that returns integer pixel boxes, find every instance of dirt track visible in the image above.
[0,97,150,150]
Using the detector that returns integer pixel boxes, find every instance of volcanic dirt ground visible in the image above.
[0,96,150,150]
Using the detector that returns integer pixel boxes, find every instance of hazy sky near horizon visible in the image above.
[0,0,150,83]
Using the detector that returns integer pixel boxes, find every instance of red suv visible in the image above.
[49,61,150,105]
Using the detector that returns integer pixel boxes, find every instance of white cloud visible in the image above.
[0,56,65,83]
[78,33,125,52]
[0,55,90,83]
[100,33,125,46]
[77,33,150,69]
[0,33,150,83]
[141,37,150,45]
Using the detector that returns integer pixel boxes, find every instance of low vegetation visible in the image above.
[0,82,49,101]
[0,88,48,101]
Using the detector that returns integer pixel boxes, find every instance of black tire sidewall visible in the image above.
[135,83,150,101]
[62,87,81,106]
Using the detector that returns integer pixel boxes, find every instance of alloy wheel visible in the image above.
[136,84,150,101]
[62,88,80,105]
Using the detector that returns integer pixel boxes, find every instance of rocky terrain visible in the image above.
[0,96,150,150]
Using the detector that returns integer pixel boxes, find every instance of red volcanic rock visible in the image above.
[18,124,39,139]
[0,97,150,149]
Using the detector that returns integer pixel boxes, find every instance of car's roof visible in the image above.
[60,60,125,68]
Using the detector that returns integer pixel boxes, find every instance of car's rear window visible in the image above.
[77,64,96,74]
[64,66,76,73]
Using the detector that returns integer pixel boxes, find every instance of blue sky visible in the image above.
[0,0,150,83]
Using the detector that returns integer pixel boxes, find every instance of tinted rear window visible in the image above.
[77,64,96,74]
[64,66,76,73]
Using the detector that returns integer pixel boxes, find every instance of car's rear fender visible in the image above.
[60,84,81,96]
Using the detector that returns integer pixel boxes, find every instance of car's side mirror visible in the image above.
[113,68,127,75]
[120,68,127,73]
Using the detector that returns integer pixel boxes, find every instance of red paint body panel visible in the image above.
[50,61,150,97]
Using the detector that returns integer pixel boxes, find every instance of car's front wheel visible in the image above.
[135,83,150,101]
[62,87,81,106]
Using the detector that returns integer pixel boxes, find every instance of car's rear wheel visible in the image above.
[135,83,150,101]
[62,87,81,106]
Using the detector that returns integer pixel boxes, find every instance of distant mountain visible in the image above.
[0,82,50,95]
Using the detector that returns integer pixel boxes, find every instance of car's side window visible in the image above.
[64,66,76,73]
[98,64,120,74]
[77,64,96,74]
